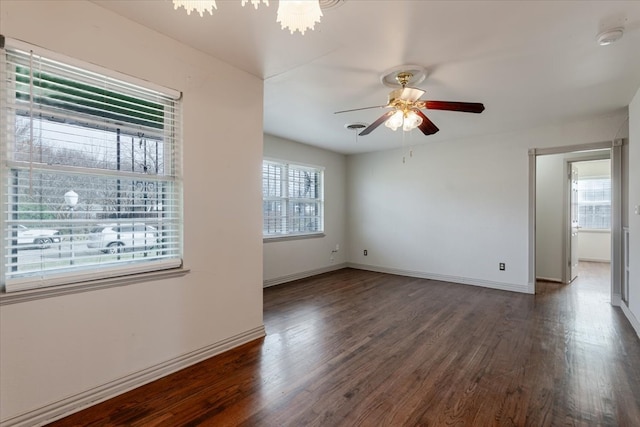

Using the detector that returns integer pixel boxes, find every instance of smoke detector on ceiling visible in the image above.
[596,27,624,46]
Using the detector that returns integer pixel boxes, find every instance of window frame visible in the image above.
[262,158,325,241]
[0,38,186,299]
[577,176,611,231]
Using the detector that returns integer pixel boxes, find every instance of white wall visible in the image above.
[536,154,565,281]
[263,134,347,286]
[347,111,627,293]
[628,86,640,333]
[578,231,611,262]
[0,1,264,424]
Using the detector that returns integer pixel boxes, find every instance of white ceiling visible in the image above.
[92,0,640,154]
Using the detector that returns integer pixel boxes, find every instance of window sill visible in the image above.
[578,229,611,234]
[263,233,325,243]
[0,267,191,306]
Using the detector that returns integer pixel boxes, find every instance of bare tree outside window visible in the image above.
[2,45,182,293]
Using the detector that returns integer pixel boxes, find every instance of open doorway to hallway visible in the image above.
[531,142,623,304]
[536,150,611,285]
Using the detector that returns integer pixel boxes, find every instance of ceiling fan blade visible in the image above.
[334,105,388,114]
[414,110,439,135]
[359,111,395,136]
[424,101,485,113]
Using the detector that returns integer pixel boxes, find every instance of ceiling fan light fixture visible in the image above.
[385,111,405,131]
[403,111,423,132]
[277,0,323,35]
[384,110,422,132]
[172,0,217,16]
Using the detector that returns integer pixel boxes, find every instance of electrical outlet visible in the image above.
[499,263,505,271]
[364,249,368,256]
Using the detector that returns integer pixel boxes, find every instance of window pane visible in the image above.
[577,178,610,229]
[262,161,323,237]
[2,46,182,292]
[263,200,284,235]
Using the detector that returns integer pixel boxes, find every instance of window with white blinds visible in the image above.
[578,177,611,230]
[1,39,183,293]
[263,160,324,238]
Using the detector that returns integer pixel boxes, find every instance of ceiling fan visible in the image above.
[335,70,485,136]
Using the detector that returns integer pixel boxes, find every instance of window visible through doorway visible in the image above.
[577,177,611,230]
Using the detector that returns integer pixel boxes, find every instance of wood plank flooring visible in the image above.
[49,263,640,426]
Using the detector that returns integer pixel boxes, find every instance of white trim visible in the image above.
[536,276,563,283]
[263,263,347,287]
[347,263,532,294]
[578,258,611,263]
[1,266,190,305]
[0,326,266,427]
[611,293,622,307]
[528,150,537,293]
[621,303,640,339]
[5,259,183,293]
[532,141,614,156]
[263,157,325,172]
[528,140,621,298]
[3,37,181,99]
[263,232,325,243]
[610,141,623,304]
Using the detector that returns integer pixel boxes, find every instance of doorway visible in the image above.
[528,140,623,303]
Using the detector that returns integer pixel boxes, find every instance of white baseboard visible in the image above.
[536,276,563,283]
[611,293,622,307]
[263,263,347,288]
[1,326,266,427]
[347,263,531,294]
[621,303,640,339]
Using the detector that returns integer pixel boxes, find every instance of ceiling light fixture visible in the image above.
[596,27,624,46]
[241,0,269,9]
[172,0,217,16]
[385,110,423,132]
[277,0,323,35]
[171,0,324,35]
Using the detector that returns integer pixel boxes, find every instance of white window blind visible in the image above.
[1,40,183,293]
[577,177,611,230]
[263,160,324,237]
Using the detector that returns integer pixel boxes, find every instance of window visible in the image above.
[577,177,610,230]
[263,160,324,238]
[1,40,183,293]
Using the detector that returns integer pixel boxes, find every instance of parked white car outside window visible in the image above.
[15,225,61,248]
[87,224,159,254]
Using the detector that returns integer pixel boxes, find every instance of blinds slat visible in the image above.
[2,42,183,293]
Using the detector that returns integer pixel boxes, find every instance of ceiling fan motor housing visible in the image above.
[388,87,426,106]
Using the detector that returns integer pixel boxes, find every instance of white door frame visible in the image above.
[528,139,624,303]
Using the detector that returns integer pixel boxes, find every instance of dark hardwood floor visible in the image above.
[49,262,640,426]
